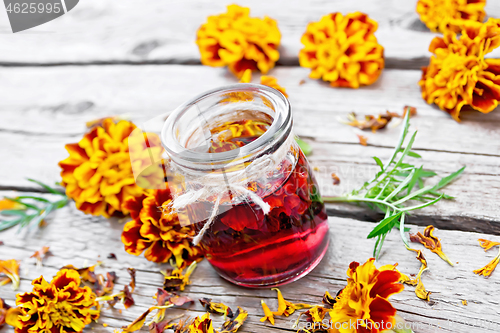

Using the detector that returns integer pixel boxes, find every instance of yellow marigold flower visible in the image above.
[329,258,404,332]
[14,269,99,333]
[59,118,162,217]
[416,0,486,33]
[299,12,384,88]
[121,187,204,267]
[196,4,281,78]
[420,18,500,121]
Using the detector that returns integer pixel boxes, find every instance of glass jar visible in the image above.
[161,83,329,287]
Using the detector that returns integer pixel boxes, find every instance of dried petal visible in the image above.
[189,313,215,333]
[410,225,454,266]
[331,173,340,186]
[239,69,252,84]
[199,298,233,318]
[473,250,500,277]
[30,246,50,266]
[346,111,393,132]
[108,253,118,260]
[322,291,336,308]
[128,267,136,292]
[415,276,431,301]
[122,308,151,333]
[271,288,312,317]
[260,76,288,98]
[163,262,197,292]
[0,260,20,290]
[260,300,275,325]
[478,239,500,251]
[220,306,248,332]
[357,134,368,146]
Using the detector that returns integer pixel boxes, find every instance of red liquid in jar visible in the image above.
[191,119,329,286]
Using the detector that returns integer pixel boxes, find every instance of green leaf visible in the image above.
[367,212,403,239]
[406,166,422,195]
[383,169,415,203]
[27,178,65,195]
[16,196,51,203]
[401,194,444,212]
[0,210,27,217]
[430,166,466,192]
[295,137,312,156]
[399,213,409,248]
[372,156,384,170]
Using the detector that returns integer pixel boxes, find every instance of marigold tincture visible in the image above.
[162,84,329,287]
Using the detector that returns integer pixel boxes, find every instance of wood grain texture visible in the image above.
[0,65,499,234]
[0,194,499,333]
[0,0,499,67]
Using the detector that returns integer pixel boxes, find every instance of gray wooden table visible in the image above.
[1,1,500,332]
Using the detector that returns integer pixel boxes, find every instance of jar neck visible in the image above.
[161,83,292,173]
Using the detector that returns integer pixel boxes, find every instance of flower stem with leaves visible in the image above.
[323,111,464,258]
[0,179,68,232]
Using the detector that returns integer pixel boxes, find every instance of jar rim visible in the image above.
[161,83,292,169]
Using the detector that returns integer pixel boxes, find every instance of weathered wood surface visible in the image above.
[0,0,499,67]
[0,194,499,333]
[0,65,499,234]
[2,1,500,332]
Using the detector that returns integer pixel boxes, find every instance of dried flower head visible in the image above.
[121,187,204,267]
[419,18,500,121]
[59,118,162,217]
[196,4,281,78]
[416,0,486,33]
[15,269,99,333]
[329,258,404,331]
[299,12,384,88]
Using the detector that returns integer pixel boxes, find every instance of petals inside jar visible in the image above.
[189,118,329,287]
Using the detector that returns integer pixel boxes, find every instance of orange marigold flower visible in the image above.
[14,269,99,333]
[196,4,281,78]
[299,12,384,88]
[416,0,486,33]
[329,258,404,332]
[121,186,204,268]
[419,18,500,121]
[59,118,162,218]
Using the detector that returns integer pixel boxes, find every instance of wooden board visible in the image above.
[0,65,499,234]
[0,0,499,67]
[0,193,499,333]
